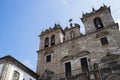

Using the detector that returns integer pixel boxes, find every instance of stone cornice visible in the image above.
[39,24,64,37]
[81,5,110,22]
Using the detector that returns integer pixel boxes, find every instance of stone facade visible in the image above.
[37,5,120,80]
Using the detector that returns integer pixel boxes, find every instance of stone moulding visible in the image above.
[61,51,90,62]
[44,69,54,75]
[105,74,120,80]
[96,31,109,38]
[75,51,90,57]
[44,49,54,55]
[61,55,74,62]
[101,52,119,62]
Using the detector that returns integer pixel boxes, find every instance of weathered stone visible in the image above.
[37,5,120,80]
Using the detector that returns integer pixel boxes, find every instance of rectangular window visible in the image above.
[100,37,109,45]
[80,57,89,72]
[65,62,72,77]
[46,55,51,62]
[12,71,20,80]
[80,57,90,80]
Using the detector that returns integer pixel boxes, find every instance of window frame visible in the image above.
[51,35,55,46]
[94,17,104,29]
[45,37,49,48]
[70,31,75,39]
[46,54,51,62]
[100,37,109,45]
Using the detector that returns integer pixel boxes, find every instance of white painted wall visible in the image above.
[7,64,36,80]
[0,64,3,77]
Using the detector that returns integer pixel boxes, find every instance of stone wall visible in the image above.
[37,5,120,80]
[37,24,120,79]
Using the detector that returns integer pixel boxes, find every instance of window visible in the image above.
[12,71,20,80]
[94,17,104,29]
[46,55,51,62]
[65,62,72,77]
[70,31,75,39]
[80,57,90,80]
[51,35,55,46]
[80,57,89,72]
[45,37,49,48]
[100,37,109,45]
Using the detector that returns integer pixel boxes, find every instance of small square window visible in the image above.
[46,55,51,62]
[100,37,109,45]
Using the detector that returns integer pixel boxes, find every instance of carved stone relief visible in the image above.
[96,31,109,38]
[106,74,120,80]
[101,52,119,62]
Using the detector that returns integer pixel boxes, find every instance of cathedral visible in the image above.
[37,5,120,80]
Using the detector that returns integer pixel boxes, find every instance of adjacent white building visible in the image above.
[0,55,39,80]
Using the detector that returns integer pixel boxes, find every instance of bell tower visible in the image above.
[81,5,115,33]
[39,24,64,50]
[64,19,82,41]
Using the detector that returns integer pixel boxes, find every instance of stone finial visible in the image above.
[69,19,73,22]
[54,23,59,29]
[70,23,73,27]
[64,27,68,30]
[103,3,107,7]
[57,23,60,27]
[54,23,57,27]
[92,7,95,11]
[74,23,80,28]
[48,27,51,31]
[82,12,85,16]
[69,19,73,27]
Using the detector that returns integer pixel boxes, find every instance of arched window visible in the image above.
[70,31,75,39]
[94,17,104,29]
[45,37,49,48]
[51,35,55,46]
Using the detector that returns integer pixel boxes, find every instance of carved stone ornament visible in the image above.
[61,55,73,62]
[75,51,89,57]
[106,74,120,80]
[44,69,54,75]
[96,31,109,38]
[101,52,119,62]
[44,49,54,55]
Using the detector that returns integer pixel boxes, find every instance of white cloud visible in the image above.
[61,0,69,6]
[23,60,35,71]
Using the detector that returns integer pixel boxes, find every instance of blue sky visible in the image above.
[0,0,120,71]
